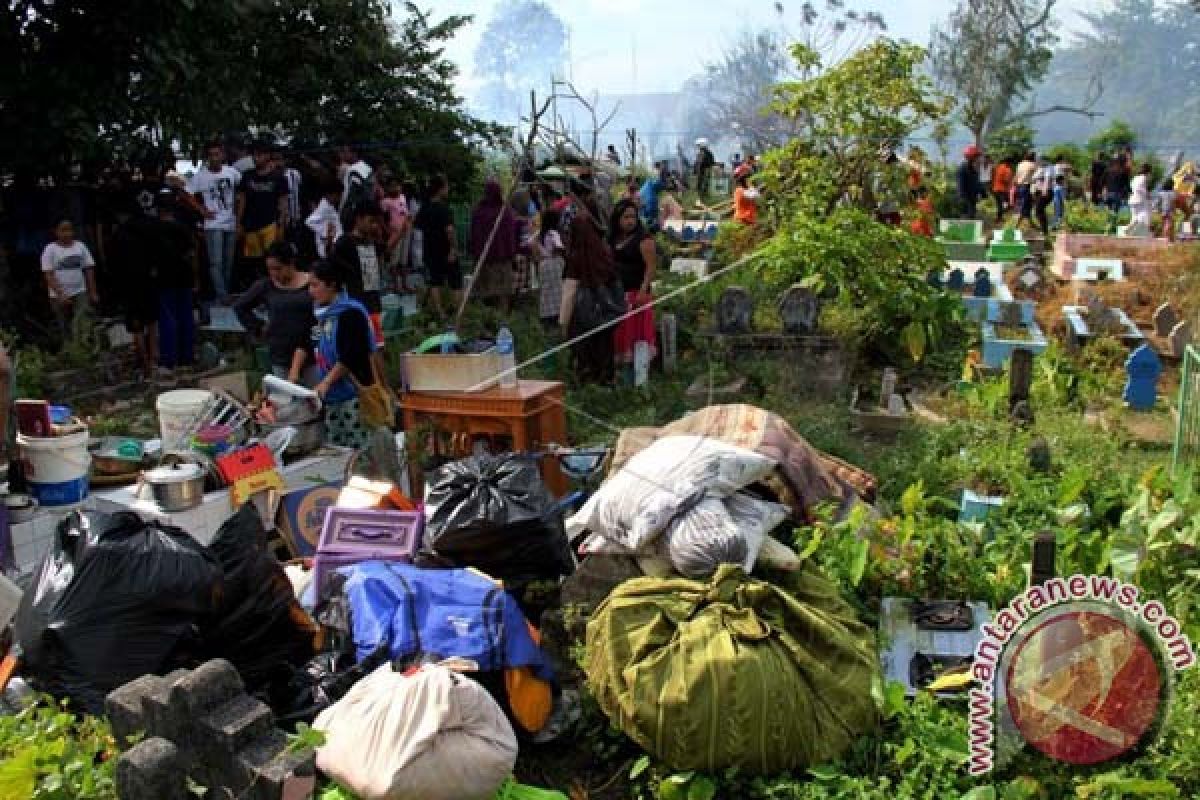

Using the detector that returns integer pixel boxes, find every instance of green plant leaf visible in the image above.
[630,755,651,780]
[688,775,717,800]
[960,787,996,800]
[901,321,927,362]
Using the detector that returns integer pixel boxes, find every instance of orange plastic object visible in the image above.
[217,444,277,484]
[400,380,568,497]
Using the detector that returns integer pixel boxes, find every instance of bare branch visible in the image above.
[1008,104,1104,121]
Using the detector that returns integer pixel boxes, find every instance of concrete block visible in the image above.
[235,729,317,800]
[105,674,168,746]
[201,695,275,757]
[168,658,243,719]
[115,737,190,800]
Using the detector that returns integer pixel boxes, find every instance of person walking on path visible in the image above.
[1014,151,1038,226]
[189,142,241,303]
[992,157,1014,221]
[234,240,317,385]
[956,145,984,219]
[468,178,518,312]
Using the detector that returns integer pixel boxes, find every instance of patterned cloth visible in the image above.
[325,397,369,450]
[538,254,565,320]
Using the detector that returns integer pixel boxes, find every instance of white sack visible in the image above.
[315,664,517,800]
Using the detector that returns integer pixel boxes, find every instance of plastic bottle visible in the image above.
[439,326,455,354]
[496,326,518,388]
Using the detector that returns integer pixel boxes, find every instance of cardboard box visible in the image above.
[277,483,343,557]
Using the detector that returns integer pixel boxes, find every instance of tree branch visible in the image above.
[1008,104,1104,121]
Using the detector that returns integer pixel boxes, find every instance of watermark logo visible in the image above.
[968,575,1195,775]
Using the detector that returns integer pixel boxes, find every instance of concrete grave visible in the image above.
[972,268,992,299]
[778,285,820,335]
[1123,344,1162,411]
[1153,303,1179,338]
[1169,320,1193,358]
[716,286,754,334]
[947,268,965,291]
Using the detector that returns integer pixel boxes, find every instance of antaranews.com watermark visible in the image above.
[968,574,1196,775]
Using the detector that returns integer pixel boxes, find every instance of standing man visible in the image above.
[956,145,984,219]
[236,140,289,292]
[413,175,460,321]
[275,146,304,247]
[190,141,240,303]
[1014,151,1039,226]
[992,157,1014,221]
[694,139,715,198]
[338,144,374,224]
[153,189,198,376]
[332,203,387,347]
[1090,152,1108,207]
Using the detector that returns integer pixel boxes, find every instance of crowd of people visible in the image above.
[953,143,1199,237]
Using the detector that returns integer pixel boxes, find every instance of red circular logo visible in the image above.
[1004,610,1164,765]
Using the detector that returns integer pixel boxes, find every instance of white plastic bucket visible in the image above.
[17,428,91,507]
[157,389,212,451]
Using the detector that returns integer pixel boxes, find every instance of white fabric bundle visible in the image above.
[315,664,517,800]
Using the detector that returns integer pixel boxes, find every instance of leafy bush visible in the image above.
[986,122,1035,161]
[1044,141,1089,176]
[1087,119,1138,156]
[0,699,118,799]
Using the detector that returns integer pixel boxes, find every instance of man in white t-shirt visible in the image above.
[337,144,373,217]
[41,219,98,341]
[305,181,344,259]
[189,142,241,302]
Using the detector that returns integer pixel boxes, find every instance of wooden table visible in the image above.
[400,380,569,496]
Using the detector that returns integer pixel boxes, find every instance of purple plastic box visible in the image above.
[312,508,423,597]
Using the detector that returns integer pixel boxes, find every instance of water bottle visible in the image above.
[439,326,455,354]
[496,326,518,388]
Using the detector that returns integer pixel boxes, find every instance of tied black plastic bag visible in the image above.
[423,455,574,584]
[14,511,222,713]
[202,504,320,703]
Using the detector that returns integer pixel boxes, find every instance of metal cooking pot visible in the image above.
[143,462,206,511]
[258,416,324,459]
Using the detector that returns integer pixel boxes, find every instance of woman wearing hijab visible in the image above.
[608,199,658,381]
[561,201,622,385]
[468,178,517,311]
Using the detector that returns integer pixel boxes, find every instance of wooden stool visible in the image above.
[400,380,569,497]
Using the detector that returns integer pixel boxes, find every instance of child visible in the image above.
[910,186,935,238]
[380,177,409,280]
[534,209,565,330]
[41,219,98,342]
[1052,174,1067,230]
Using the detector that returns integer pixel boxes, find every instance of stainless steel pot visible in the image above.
[259,416,324,459]
[143,462,206,511]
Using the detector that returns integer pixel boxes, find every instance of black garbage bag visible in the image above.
[14,511,222,713]
[202,504,319,702]
[423,455,574,584]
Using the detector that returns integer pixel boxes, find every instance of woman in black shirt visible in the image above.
[233,241,317,385]
[608,199,658,381]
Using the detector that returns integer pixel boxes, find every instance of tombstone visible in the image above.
[778,285,821,335]
[1017,263,1044,294]
[1027,437,1052,474]
[1123,343,1162,411]
[926,270,943,289]
[947,268,965,291]
[1009,348,1034,421]
[997,302,1024,329]
[1168,319,1193,357]
[1153,303,1179,338]
[660,313,678,375]
[972,268,992,299]
[716,286,754,334]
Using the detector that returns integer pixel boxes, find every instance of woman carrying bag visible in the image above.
[310,261,394,450]
[560,197,626,385]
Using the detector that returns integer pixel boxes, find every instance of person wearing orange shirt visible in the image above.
[910,186,935,237]
[733,175,760,225]
[992,157,1014,222]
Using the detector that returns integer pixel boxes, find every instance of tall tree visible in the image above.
[929,0,1098,145]
[682,2,886,153]
[0,1,496,184]
[473,0,568,123]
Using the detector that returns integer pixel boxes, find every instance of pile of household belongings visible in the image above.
[13,504,319,714]
[567,404,881,773]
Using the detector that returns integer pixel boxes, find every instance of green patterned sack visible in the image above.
[585,563,880,774]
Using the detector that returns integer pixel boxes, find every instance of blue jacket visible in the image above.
[339,560,554,682]
[313,292,374,405]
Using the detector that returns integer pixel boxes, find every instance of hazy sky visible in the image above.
[428,0,1096,103]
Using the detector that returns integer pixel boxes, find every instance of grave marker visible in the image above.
[778,285,821,335]
[1009,348,1034,423]
[972,268,992,298]
[660,313,677,375]
[716,286,754,334]
[1123,343,1162,411]
[947,268,965,291]
[1153,303,1178,338]
[997,302,1024,329]
[1169,320,1192,358]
